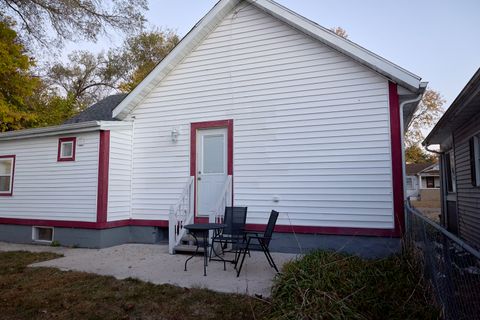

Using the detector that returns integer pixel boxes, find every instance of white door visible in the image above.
[197,128,228,216]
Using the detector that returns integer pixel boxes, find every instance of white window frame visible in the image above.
[0,156,15,196]
[58,137,76,162]
[61,141,74,158]
[32,226,54,243]
[474,135,480,187]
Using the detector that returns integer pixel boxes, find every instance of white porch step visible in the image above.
[174,244,205,253]
[181,234,196,243]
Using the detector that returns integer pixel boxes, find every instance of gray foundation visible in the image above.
[0,224,399,258]
[0,224,167,249]
[269,233,401,259]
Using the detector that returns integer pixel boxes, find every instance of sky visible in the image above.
[65,0,480,106]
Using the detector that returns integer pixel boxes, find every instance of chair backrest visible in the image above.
[223,206,248,236]
[262,210,279,247]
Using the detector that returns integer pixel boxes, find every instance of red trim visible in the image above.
[96,131,110,223]
[0,217,168,230]
[388,81,404,237]
[181,217,396,237]
[0,217,394,236]
[57,137,76,162]
[245,224,396,237]
[0,155,15,197]
[190,120,234,220]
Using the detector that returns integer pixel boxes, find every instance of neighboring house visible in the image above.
[423,68,480,248]
[0,0,427,253]
[405,163,440,201]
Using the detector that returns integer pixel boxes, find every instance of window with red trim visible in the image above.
[0,155,15,196]
[58,137,76,161]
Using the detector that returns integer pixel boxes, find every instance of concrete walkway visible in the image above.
[0,242,298,297]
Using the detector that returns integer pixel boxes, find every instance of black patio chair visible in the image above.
[235,210,279,277]
[209,206,248,267]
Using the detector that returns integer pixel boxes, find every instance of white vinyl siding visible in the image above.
[107,127,133,221]
[128,2,393,228]
[0,132,99,221]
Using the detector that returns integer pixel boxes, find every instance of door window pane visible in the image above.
[0,176,11,192]
[0,159,12,175]
[203,134,225,174]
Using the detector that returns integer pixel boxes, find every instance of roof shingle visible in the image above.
[64,94,127,124]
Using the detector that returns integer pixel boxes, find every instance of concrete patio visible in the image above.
[0,242,298,297]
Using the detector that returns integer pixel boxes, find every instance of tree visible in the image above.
[405,89,445,147]
[405,145,437,164]
[110,29,180,92]
[26,83,77,127]
[43,29,179,110]
[1,0,147,50]
[0,19,39,132]
[46,51,120,110]
[331,26,348,39]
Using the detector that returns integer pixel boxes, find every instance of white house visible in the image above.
[406,163,440,200]
[0,0,427,254]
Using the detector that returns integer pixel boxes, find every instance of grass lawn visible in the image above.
[0,250,440,319]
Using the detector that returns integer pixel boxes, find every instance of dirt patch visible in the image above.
[0,251,267,320]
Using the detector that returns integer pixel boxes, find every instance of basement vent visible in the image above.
[32,226,54,243]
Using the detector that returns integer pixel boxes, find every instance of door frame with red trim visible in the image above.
[190,120,233,220]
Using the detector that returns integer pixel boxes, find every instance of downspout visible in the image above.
[399,88,425,232]
[400,93,424,198]
[423,143,446,227]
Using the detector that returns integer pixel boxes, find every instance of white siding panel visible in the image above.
[129,2,394,229]
[107,127,133,221]
[0,132,99,221]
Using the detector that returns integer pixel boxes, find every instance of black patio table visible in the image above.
[184,223,226,276]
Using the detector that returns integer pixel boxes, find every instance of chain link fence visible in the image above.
[405,201,480,320]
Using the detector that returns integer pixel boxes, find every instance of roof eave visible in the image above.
[0,121,102,141]
[403,82,428,127]
[423,68,480,147]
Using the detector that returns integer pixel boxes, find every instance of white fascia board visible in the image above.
[99,121,133,130]
[249,0,422,92]
[112,0,241,120]
[0,121,102,141]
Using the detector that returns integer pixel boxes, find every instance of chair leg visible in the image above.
[209,239,215,261]
[236,248,248,277]
[264,247,279,273]
[259,242,275,268]
[234,247,243,269]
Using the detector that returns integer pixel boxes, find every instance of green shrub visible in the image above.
[50,240,61,247]
[268,250,440,320]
